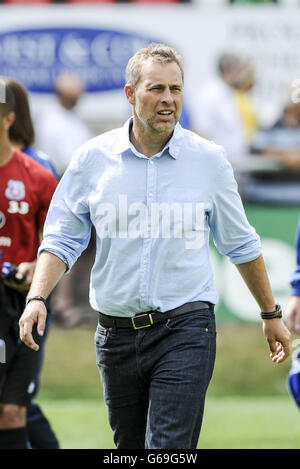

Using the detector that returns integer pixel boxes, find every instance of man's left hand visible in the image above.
[263,318,291,363]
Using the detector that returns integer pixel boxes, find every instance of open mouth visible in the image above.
[157,110,174,117]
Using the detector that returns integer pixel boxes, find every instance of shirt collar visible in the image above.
[112,117,183,160]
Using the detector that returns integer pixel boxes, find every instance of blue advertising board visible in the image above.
[0,27,157,93]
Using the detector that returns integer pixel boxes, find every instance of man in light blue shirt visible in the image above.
[19,43,290,449]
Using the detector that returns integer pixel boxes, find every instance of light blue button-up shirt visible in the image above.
[39,118,261,317]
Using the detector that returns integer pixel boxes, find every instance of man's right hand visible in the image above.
[19,301,47,351]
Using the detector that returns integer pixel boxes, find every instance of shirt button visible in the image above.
[147,226,151,231]
[148,192,153,197]
[142,259,147,264]
[149,160,154,165]
[141,293,145,298]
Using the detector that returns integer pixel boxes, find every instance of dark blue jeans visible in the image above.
[95,307,216,449]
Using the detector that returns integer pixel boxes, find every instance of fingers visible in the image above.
[37,313,46,337]
[15,261,36,287]
[19,305,47,351]
[264,319,291,364]
[15,262,28,283]
[270,342,284,363]
[19,317,40,352]
[269,340,290,364]
[15,268,26,283]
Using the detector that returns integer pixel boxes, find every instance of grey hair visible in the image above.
[125,43,184,88]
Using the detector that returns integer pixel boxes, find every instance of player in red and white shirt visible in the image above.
[0,85,57,450]
[0,149,57,270]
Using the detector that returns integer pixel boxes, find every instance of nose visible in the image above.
[161,87,172,104]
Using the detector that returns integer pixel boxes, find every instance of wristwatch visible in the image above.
[260,304,282,320]
[25,295,47,307]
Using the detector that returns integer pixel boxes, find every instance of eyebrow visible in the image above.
[147,82,183,89]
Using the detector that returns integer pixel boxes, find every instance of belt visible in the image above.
[98,301,213,330]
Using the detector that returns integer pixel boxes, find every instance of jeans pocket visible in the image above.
[94,323,110,347]
[165,309,211,334]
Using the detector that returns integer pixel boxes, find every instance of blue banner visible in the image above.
[0,27,157,93]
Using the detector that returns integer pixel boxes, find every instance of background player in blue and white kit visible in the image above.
[286,214,300,409]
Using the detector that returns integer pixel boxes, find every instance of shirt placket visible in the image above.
[139,156,157,308]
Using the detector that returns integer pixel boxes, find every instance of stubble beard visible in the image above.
[136,110,177,136]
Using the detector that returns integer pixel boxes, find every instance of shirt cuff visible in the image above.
[38,246,73,273]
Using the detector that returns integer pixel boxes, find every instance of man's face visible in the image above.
[128,61,183,135]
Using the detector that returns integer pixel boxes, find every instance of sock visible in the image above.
[27,403,59,449]
[0,426,29,449]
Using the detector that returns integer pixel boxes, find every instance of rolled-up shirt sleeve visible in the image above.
[208,150,262,264]
[38,149,92,272]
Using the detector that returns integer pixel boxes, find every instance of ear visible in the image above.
[3,111,15,131]
[124,84,135,105]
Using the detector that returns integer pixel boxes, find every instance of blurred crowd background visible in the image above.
[0,0,299,327]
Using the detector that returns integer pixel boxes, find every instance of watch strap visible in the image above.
[260,304,282,320]
[25,295,47,307]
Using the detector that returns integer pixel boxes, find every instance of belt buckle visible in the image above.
[131,313,154,330]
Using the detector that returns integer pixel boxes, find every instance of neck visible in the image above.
[0,137,14,167]
[130,120,173,157]
[10,140,24,151]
